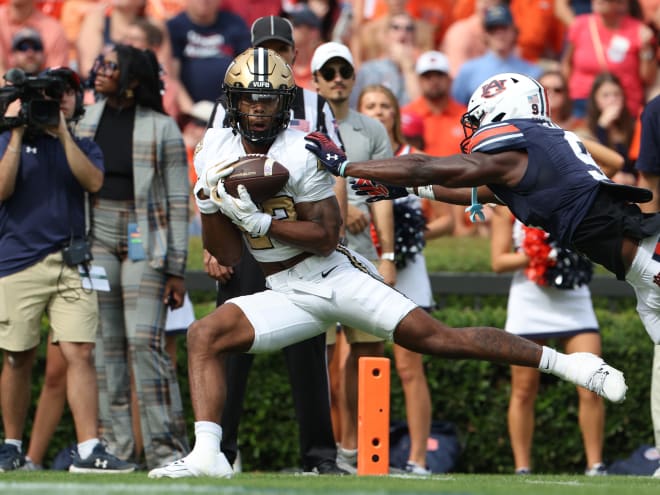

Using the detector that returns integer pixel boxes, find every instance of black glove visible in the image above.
[351,178,408,202]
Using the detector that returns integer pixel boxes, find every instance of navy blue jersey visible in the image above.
[467,119,656,279]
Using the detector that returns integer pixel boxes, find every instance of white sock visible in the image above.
[539,346,570,377]
[77,438,100,459]
[192,421,222,456]
[4,439,22,452]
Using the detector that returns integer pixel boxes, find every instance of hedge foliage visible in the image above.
[24,290,655,474]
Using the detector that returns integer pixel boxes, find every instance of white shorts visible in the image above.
[626,233,660,343]
[228,247,417,353]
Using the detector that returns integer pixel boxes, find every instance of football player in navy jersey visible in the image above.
[149,59,628,479]
[305,72,660,349]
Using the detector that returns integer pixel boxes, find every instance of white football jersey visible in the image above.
[195,127,336,263]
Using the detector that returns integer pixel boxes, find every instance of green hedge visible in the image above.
[26,294,654,474]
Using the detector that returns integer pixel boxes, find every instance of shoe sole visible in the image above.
[69,466,136,474]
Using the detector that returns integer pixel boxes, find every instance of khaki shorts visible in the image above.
[0,252,98,351]
[326,324,384,345]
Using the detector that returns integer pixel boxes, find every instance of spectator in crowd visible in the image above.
[149,52,626,480]
[561,0,656,118]
[285,4,323,91]
[452,4,542,106]
[0,66,134,473]
[539,69,627,176]
[122,18,180,121]
[284,0,343,42]
[400,51,474,236]
[76,45,190,470]
[356,83,454,474]
[311,41,395,473]
[585,72,637,185]
[442,0,501,78]
[349,11,421,109]
[0,0,68,76]
[351,0,434,68]
[633,93,660,477]
[77,0,167,79]
[7,28,45,75]
[491,207,606,476]
[509,0,565,64]
[400,110,424,150]
[166,0,250,115]
[205,16,347,475]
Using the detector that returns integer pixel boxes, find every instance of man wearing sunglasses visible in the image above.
[311,41,395,473]
[9,28,45,77]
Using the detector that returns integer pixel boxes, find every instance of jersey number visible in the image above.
[563,131,608,182]
[243,195,296,250]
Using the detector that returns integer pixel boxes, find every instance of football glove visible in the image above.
[199,158,238,196]
[210,183,272,237]
[304,132,349,177]
[351,178,409,203]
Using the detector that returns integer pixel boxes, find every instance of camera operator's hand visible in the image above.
[43,110,67,139]
[3,99,21,119]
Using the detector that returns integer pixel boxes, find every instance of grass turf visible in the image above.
[0,472,658,495]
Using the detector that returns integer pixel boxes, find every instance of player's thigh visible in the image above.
[332,268,416,342]
[225,290,328,353]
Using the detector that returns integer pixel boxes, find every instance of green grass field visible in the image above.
[1,472,658,495]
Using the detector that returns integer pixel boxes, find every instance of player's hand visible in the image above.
[200,158,238,196]
[210,183,272,237]
[304,131,349,176]
[351,178,408,202]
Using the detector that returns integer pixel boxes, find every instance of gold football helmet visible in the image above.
[224,47,296,143]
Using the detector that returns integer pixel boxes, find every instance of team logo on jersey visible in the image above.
[480,79,507,98]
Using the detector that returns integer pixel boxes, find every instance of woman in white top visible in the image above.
[491,206,606,476]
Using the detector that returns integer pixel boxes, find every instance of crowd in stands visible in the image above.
[2,0,660,479]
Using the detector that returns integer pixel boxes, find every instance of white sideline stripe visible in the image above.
[0,481,442,495]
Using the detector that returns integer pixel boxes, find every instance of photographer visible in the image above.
[0,67,134,473]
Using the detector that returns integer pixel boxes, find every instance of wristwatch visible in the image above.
[380,252,395,261]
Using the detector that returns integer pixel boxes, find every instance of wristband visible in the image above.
[405,187,416,195]
[380,252,395,261]
[338,160,350,177]
[417,185,435,200]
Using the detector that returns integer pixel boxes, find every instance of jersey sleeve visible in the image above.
[293,153,336,204]
[466,122,527,154]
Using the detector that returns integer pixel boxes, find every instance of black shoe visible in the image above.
[0,444,24,472]
[308,459,350,475]
[69,443,137,473]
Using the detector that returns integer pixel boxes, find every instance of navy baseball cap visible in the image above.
[251,16,294,47]
[484,5,514,29]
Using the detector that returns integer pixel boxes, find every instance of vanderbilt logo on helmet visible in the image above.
[480,79,507,98]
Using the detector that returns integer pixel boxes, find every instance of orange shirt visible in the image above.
[402,97,467,157]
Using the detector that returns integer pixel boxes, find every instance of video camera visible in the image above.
[0,68,65,132]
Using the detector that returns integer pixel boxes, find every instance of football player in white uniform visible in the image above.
[148,53,627,479]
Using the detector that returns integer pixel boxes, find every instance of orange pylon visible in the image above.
[357,357,390,475]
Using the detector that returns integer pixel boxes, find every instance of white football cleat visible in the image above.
[148,452,233,479]
[558,353,627,403]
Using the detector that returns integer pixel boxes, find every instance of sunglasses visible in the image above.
[389,23,415,32]
[93,58,120,76]
[318,65,354,82]
[15,41,43,52]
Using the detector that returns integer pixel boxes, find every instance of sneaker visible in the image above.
[306,459,350,475]
[0,444,25,472]
[515,467,532,475]
[654,465,660,478]
[559,353,627,403]
[405,461,431,476]
[336,447,357,474]
[69,443,136,473]
[147,452,233,479]
[585,462,608,476]
[20,458,42,471]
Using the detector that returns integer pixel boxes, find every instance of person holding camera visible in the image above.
[0,67,135,473]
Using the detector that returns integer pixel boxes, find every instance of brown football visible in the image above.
[223,154,289,203]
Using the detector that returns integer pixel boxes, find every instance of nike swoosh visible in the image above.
[321,266,338,278]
